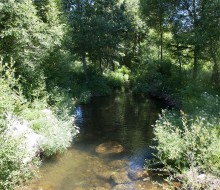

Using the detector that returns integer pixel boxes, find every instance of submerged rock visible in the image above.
[96,170,114,181]
[111,184,133,190]
[111,171,131,184]
[73,187,86,190]
[128,168,149,181]
[94,187,108,190]
[111,181,161,190]
[109,160,128,169]
[95,142,125,155]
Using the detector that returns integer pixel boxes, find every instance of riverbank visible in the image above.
[18,92,163,190]
[0,105,79,189]
[0,60,79,189]
[144,90,220,189]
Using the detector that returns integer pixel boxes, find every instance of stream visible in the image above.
[26,92,163,190]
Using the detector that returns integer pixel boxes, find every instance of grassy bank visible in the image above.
[0,59,79,189]
[135,63,220,189]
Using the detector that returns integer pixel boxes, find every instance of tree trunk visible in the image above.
[82,51,89,84]
[211,61,219,85]
[99,49,103,74]
[160,31,163,61]
[111,55,115,71]
[159,13,163,62]
[193,45,198,79]
[106,48,109,71]
[177,47,182,75]
[211,48,219,85]
[192,0,198,79]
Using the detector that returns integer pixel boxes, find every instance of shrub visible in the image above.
[131,59,173,95]
[0,58,24,128]
[0,56,78,188]
[183,92,220,119]
[21,107,78,157]
[107,72,124,88]
[0,132,38,190]
[147,110,220,189]
[105,70,128,88]
[78,90,92,103]
[47,86,75,111]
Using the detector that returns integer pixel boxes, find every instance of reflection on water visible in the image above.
[26,92,162,190]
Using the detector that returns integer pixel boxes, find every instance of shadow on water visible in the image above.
[26,92,163,190]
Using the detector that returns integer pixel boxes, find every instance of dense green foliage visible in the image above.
[0,0,220,189]
[21,106,77,157]
[0,1,77,189]
[149,108,220,189]
[0,60,36,189]
[0,133,38,190]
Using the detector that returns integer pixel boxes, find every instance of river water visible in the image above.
[26,92,163,190]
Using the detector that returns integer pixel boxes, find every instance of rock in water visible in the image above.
[111,171,131,184]
[128,168,149,181]
[95,141,125,155]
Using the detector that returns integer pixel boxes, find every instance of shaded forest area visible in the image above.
[0,0,219,189]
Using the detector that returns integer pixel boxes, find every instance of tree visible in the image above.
[200,1,220,85]
[64,0,132,77]
[170,0,220,80]
[64,0,94,83]
[90,0,133,73]
[120,0,147,67]
[140,0,173,61]
[0,0,64,99]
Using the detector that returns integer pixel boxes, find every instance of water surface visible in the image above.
[27,92,162,190]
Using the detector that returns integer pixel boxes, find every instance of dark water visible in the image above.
[26,92,162,190]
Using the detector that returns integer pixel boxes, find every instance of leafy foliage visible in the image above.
[21,107,78,157]
[0,0,64,100]
[1,0,220,188]
[0,58,24,128]
[148,105,220,188]
[0,132,38,190]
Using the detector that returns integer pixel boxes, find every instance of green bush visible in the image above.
[89,75,112,96]
[0,58,24,128]
[147,110,220,188]
[131,59,173,95]
[77,90,92,104]
[117,65,131,75]
[21,107,78,157]
[0,58,38,189]
[105,70,129,89]
[183,91,220,118]
[0,132,38,190]
[106,71,124,88]
[86,66,130,96]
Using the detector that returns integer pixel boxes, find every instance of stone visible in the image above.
[95,142,125,155]
[96,171,113,181]
[112,181,161,190]
[111,184,133,190]
[109,160,128,169]
[128,168,149,181]
[142,177,150,182]
[111,171,131,184]
[173,182,182,189]
[33,184,55,190]
[73,187,86,190]
[94,187,108,190]
[103,183,112,189]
